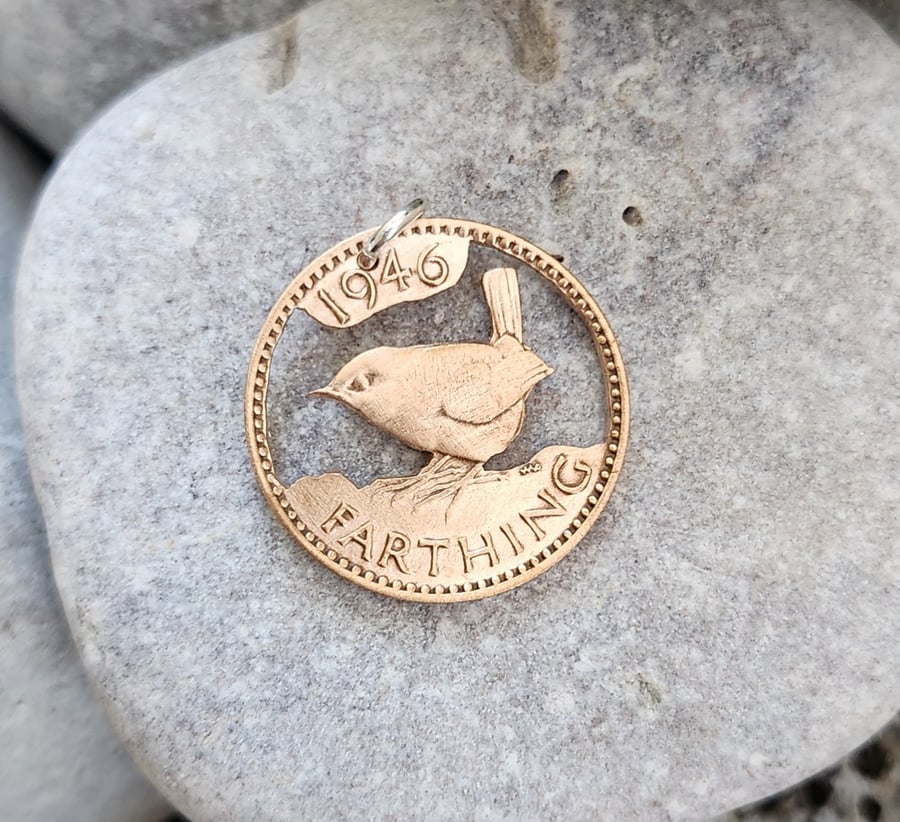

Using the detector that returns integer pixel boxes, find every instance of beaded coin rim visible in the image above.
[245,218,630,602]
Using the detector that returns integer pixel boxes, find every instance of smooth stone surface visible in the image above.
[0,0,309,152]
[0,125,171,820]
[14,1,900,820]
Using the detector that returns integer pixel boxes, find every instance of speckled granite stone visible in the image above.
[0,124,171,820]
[14,1,900,820]
[0,0,309,152]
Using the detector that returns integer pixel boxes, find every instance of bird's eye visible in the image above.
[348,371,378,392]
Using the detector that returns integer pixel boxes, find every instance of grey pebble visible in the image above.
[0,123,171,820]
[13,1,900,819]
[0,0,310,152]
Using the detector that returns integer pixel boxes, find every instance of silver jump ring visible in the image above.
[359,197,428,268]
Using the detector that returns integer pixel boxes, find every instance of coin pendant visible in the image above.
[246,216,629,602]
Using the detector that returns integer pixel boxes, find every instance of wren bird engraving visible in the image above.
[311,268,552,495]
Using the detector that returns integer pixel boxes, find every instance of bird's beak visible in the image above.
[309,385,341,401]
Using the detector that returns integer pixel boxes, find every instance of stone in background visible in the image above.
[857,0,900,38]
[0,117,171,822]
[0,0,311,152]
[0,0,891,159]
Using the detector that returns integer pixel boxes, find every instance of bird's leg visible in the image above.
[441,462,499,517]
[422,454,455,476]
[369,474,423,496]
[408,457,484,505]
[369,453,458,498]
[371,453,508,510]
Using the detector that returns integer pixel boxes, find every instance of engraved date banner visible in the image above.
[300,235,471,328]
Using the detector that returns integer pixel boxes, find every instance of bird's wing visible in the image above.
[441,340,553,425]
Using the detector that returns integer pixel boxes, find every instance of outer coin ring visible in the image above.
[245,218,630,602]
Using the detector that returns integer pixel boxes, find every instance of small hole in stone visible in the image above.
[622,205,644,227]
[858,796,882,821]
[551,253,565,262]
[801,777,833,809]
[551,168,570,187]
[752,794,782,814]
[550,169,575,206]
[853,740,891,779]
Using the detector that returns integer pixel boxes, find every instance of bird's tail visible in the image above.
[482,267,523,343]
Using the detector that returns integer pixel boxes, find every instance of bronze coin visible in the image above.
[246,217,629,601]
